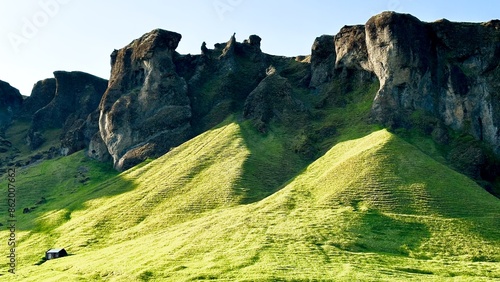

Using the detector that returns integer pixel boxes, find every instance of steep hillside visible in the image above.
[1,11,499,281]
[1,123,499,281]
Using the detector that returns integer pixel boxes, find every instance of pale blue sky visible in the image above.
[1,0,499,96]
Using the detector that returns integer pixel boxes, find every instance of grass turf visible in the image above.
[0,123,498,281]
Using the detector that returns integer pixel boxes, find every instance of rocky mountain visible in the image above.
[1,11,499,193]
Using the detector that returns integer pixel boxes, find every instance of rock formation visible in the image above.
[365,12,436,126]
[364,12,500,154]
[244,66,305,132]
[185,33,268,132]
[334,25,370,71]
[92,29,272,171]
[27,71,108,151]
[96,29,192,171]
[306,12,500,156]
[0,81,23,132]
[21,78,56,118]
[309,35,335,88]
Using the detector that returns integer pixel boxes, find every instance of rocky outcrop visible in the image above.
[184,33,268,132]
[309,12,500,155]
[244,66,305,132]
[366,12,436,126]
[335,25,370,71]
[303,12,500,186]
[0,81,23,132]
[432,19,500,152]
[21,78,56,118]
[364,12,500,154]
[96,29,192,171]
[86,108,111,162]
[309,35,335,88]
[27,71,108,150]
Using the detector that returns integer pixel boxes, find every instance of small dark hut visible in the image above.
[45,248,68,260]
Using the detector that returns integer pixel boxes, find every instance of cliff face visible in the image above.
[21,78,56,118]
[27,71,108,151]
[366,13,500,153]
[0,81,23,132]
[96,29,192,171]
[307,12,500,156]
[92,14,499,171]
[94,29,269,171]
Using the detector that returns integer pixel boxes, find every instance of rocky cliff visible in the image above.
[307,12,500,156]
[90,13,499,174]
[364,13,500,153]
[2,12,499,189]
[94,29,270,171]
[20,78,56,118]
[0,80,23,133]
[95,29,192,171]
[27,71,108,152]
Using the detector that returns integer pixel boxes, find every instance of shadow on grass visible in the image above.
[232,76,381,204]
[0,151,138,232]
[345,210,431,257]
[234,119,382,205]
[235,121,310,204]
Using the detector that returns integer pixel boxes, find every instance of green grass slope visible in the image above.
[1,123,499,281]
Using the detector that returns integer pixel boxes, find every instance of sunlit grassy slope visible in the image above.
[1,121,499,281]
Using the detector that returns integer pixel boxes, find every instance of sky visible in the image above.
[1,0,499,96]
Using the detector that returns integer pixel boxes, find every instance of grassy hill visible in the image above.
[1,119,499,281]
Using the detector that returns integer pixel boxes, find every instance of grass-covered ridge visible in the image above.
[1,122,499,281]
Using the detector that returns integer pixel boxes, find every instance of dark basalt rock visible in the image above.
[185,33,268,133]
[0,80,23,132]
[21,78,56,118]
[27,71,108,151]
[309,35,335,88]
[244,67,305,132]
[334,25,370,71]
[366,12,435,126]
[363,12,500,154]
